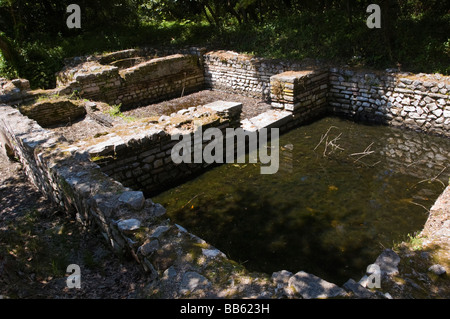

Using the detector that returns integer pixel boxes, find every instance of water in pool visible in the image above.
[152,117,450,285]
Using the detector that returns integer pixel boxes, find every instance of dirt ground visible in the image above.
[0,151,152,299]
[122,89,272,120]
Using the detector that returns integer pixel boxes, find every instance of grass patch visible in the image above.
[393,232,425,252]
[106,104,137,122]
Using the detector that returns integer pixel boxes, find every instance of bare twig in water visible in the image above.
[315,126,344,157]
[323,133,344,157]
[431,166,447,182]
[314,126,338,151]
[181,192,204,209]
[409,201,430,214]
[413,166,447,189]
[350,142,375,163]
[405,160,428,168]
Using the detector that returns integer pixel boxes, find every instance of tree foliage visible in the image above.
[0,0,448,88]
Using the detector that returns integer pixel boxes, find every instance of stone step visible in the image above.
[241,109,293,132]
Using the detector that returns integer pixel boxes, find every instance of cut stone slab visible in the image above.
[288,271,347,299]
[118,191,145,211]
[203,100,243,114]
[86,135,123,156]
[241,109,293,132]
[240,119,258,132]
[271,70,315,83]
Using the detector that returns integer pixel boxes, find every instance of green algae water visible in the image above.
[152,117,450,285]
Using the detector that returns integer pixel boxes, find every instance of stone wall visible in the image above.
[328,68,450,137]
[204,50,321,100]
[378,126,450,180]
[2,48,450,298]
[69,101,242,197]
[203,51,450,138]
[18,98,87,127]
[0,106,66,195]
[0,103,283,298]
[270,69,328,126]
[0,78,32,104]
[56,54,205,110]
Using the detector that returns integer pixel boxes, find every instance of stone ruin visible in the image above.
[0,48,449,298]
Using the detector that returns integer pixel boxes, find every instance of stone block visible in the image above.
[118,191,145,211]
[288,271,347,299]
[270,70,328,114]
[117,218,141,232]
[243,110,292,132]
[374,249,401,276]
[203,100,243,116]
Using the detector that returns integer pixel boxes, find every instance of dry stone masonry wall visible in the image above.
[18,98,87,127]
[204,50,322,100]
[56,54,205,110]
[328,68,450,137]
[204,51,450,138]
[270,70,328,125]
[75,101,242,196]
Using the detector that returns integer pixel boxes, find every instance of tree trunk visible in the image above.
[204,3,220,26]
[226,1,242,24]
[0,32,19,67]
[381,0,394,61]
[202,6,214,25]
